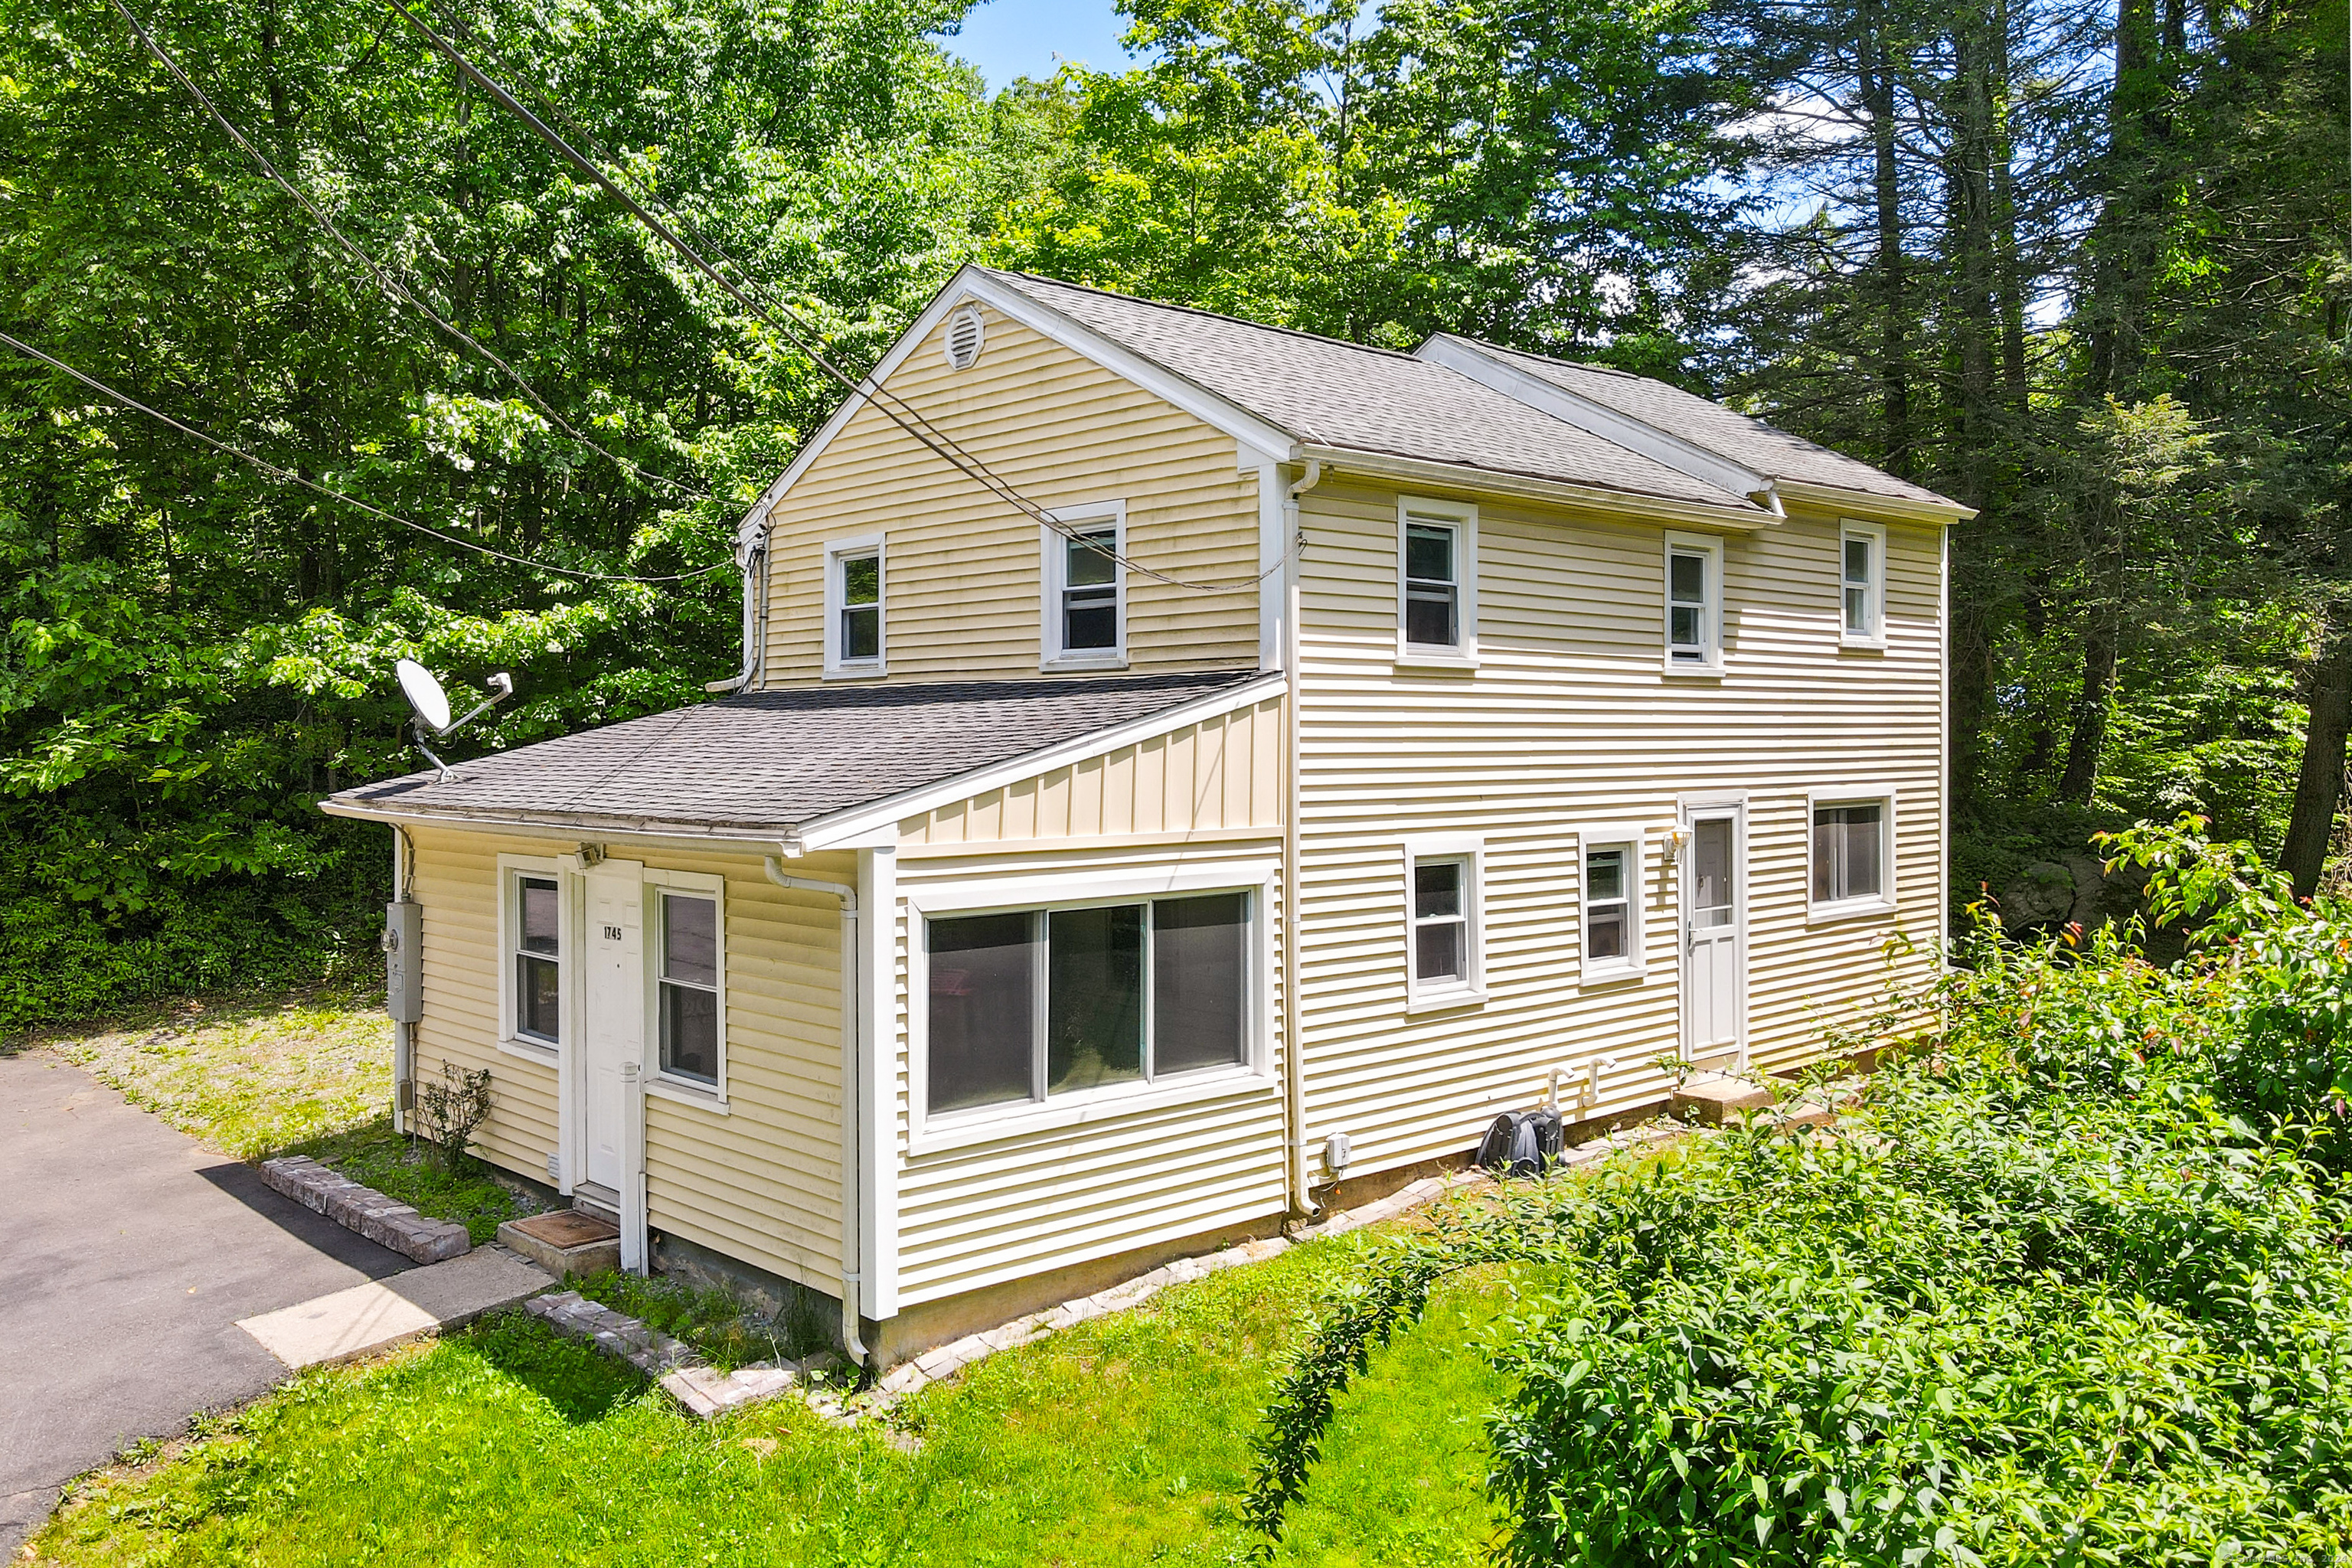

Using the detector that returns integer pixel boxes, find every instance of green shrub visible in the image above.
[1248,820,2352,1563]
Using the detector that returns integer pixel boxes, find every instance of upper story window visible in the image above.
[1841,520,1886,645]
[1041,501,1126,668]
[514,873,561,1044]
[923,891,1252,1116]
[656,889,721,1086]
[1664,533,1723,673]
[824,534,884,677]
[1396,497,1478,662]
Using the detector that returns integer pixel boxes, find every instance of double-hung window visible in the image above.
[924,891,1251,1116]
[1404,838,1484,1006]
[1841,521,1886,645]
[656,890,721,1086]
[1397,498,1477,661]
[824,534,884,676]
[1664,533,1722,671]
[512,874,562,1044]
[1580,831,1645,979]
[1810,792,1893,915]
[1041,501,1126,666]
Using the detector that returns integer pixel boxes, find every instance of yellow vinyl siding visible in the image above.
[760,305,1263,684]
[404,827,851,1294]
[897,695,1283,851]
[410,828,560,1174]
[640,846,853,1292]
[891,782,1288,1308]
[1291,480,1943,1175]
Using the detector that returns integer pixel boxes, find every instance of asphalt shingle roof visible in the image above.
[330,671,1266,837]
[1446,338,1958,508]
[979,270,1759,513]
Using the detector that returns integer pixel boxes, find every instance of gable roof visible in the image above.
[322,671,1273,847]
[978,270,1763,514]
[1424,336,1955,508]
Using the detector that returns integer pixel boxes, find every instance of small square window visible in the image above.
[658,892,720,1085]
[1812,800,1888,906]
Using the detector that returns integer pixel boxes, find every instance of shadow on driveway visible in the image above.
[0,1051,410,1556]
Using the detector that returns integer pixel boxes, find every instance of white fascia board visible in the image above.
[733,267,1304,552]
[958,272,1300,462]
[316,799,801,855]
[793,671,1288,851]
[1774,479,1977,525]
[1295,445,1778,532]
[1416,335,1779,512]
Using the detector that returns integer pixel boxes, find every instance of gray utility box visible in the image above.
[384,900,423,1024]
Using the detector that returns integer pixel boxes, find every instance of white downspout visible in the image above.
[706,534,769,694]
[1281,460,1320,1217]
[390,825,416,1135]
[764,855,868,1367]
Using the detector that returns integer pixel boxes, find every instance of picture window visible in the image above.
[925,893,1250,1116]
[1812,800,1888,906]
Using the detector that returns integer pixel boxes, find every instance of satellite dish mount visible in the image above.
[394,658,513,782]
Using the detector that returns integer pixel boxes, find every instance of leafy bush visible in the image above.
[1248,821,2352,1563]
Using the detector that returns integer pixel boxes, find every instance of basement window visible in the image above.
[923,893,1251,1116]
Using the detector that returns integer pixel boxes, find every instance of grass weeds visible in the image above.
[32,1214,1527,1566]
[573,1268,835,1371]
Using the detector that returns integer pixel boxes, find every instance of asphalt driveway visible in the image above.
[0,1048,409,1555]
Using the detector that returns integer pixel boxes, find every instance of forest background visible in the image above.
[2,0,2346,1028]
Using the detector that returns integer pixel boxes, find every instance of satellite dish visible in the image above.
[395,658,452,733]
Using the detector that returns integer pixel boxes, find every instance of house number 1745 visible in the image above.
[603,923,623,941]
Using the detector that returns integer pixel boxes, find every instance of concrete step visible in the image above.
[235,1246,553,1370]
[1669,1072,1775,1125]
[498,1210,621,1279]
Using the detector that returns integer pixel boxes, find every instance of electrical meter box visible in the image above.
[384,900,423,1023]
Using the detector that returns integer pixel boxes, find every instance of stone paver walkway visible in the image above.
[0,1050,410,1557]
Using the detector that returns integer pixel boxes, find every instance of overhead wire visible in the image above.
[105,0,710,505]
[377,0,1292,594]
[0,327,730,584]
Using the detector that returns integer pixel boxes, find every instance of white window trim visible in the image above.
[1840,519,1888,649]
[1403,833,1486,1011]
[822,531,886,680]
[1395,495,1479,668]
[906,868,1277,1152]
[1807,785,1900,923]
[1663,531,1725,676]
[1576,824,1649,985]
[1040,499,1129,671]
[641,865,729,1109]
[495,853,567,1063]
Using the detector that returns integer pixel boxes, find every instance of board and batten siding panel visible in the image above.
[641,846,854,1294]
[1291,479,1944,1178]
[409,827,560,1178]
[897,696,1283,850]
[888,724,1289,1308]
[760,305,1263,685]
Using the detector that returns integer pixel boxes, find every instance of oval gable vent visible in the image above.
[942,304,986,371]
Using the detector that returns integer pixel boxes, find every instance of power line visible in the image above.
[0,327,730,585]
[105,0,710,505]
[376,0,1290,595]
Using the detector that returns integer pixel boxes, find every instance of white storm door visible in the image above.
[580,864,645,1192]
[1681,808,1746,1065]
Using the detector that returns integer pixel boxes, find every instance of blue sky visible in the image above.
[933,0,1139,91]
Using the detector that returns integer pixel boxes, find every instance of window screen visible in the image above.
[1153,893,1248,1073]
[1062,531,1119,650]
[1403,521,1459,648]
[658,893,720,1084]
[1412,858,1468,983]
[515,875,560,1043]
[1585,846,1631,964]
[1812,802,1886,903]
[838,552,880,662]
[927,912,1036,1112]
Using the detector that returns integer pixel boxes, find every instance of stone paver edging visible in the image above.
[524,1121,1694,1430]
[259,1155,470,1264]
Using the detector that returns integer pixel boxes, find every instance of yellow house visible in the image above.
[323,267,1971,1366]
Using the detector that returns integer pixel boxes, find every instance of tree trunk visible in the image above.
[2057,613,2118,804]
[1859,0,1911,475]
[2282,623,2352,897]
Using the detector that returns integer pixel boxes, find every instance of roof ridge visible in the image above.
[977,267,1430,365]
[1436,333,1646,382]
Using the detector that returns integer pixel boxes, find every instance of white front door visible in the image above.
[580,864,645,1193]
[1681,806,1746,1067]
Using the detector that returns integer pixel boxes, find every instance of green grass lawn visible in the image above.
[27,988,534,1241]
[30,1218,1530,1566]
